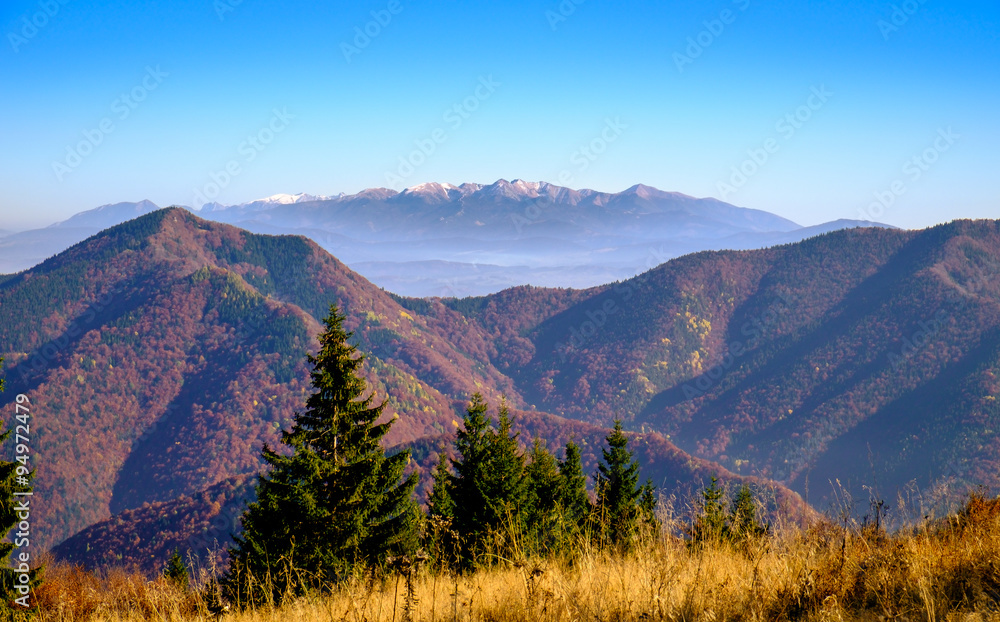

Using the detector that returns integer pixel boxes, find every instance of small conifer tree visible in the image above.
[690,476,727,544]
[593,420,652,546]
[428,453,454,521]
[164,549,189,591]
[729,484,768,542]
[425,452,459,569]
[557,441,590,530]
[450,393,493,561]
[485,400,526,524]
[638,478,659,529]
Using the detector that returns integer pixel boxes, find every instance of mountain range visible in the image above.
[1,207,994,575]
[0,208,804,560]
[0,180,888,297]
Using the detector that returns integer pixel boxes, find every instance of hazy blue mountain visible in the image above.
[0,182,893,295]
[0,200,162,273]
[50,199,162,229]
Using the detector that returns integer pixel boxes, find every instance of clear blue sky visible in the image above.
[0,0,997,230]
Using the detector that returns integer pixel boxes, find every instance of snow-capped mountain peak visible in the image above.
[246,192,334,206]
[399,182,465,203]
[511,179,542,193]
[402,182,457,194]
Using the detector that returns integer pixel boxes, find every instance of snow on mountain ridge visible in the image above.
[404,182,458,193]
[245,192,336,205]
[198,180,694,211]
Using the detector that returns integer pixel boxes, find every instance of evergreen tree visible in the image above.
[450,394,525,567]
[425,452,458,569]
[163,549,189,591]
[225,306,419,606]
[639,478,659,529]
[427,453,454,520]
[729,484,767,542]
[557,441,590,529]
[524,439,561,553]
[484,399,526,527]
[450,393,492,560]
[593,420,649,546]
[690,476,727,544]
[0,359,40,618]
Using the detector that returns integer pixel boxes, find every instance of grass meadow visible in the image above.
[24,492,1000,622]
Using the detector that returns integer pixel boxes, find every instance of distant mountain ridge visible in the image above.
[200,179,802,240]
[0,180,892,296]
[50,199,162,229]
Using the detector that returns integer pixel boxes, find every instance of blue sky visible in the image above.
[0,0,997,230]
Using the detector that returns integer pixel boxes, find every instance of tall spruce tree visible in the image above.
[450,392,492,559]
[557,441,590,529]
[225,306,419,606]
[484,399,526,528]
[450,394,526,567]
[524,439,561,553]
[593,420,653,546]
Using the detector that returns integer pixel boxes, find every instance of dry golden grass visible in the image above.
[25,494,1000,622]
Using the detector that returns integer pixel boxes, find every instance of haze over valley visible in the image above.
[0,180,888,297]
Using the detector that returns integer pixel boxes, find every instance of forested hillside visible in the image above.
[423,221,1000,509]
[3,209,997,564]
[1,208,784,555]
[0,208,514,549]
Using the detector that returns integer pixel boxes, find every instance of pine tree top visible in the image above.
[287,305,389,461]
[597,420,641,494]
